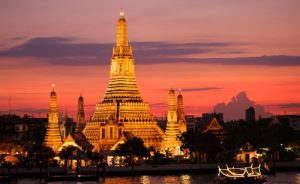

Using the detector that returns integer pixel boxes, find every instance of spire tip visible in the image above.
[120,8,125,18]
[170,82,174,89]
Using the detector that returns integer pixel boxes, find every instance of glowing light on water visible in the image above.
[141,175,150,184]
[181,174,191,184]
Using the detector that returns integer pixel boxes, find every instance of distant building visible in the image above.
[185,115,197,132]
[245,106,255,122]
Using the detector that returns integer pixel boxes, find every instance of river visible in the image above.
[16,172,300,184]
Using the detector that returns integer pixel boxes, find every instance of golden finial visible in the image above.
[120,8,125,18]
[52,83,55,91]
[178,88,182,94]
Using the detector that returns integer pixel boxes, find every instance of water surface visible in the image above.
[17,172,300,184]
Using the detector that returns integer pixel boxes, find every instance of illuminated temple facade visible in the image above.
[84,10,164,152]
[44,85,63,152]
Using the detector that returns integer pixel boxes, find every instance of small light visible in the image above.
[120,9,125,17]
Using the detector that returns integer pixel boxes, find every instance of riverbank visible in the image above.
[0,161,299,177]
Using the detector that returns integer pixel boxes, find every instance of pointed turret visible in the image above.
[44,84,62,152]
[76,95,85,132]
[177,89,187,133]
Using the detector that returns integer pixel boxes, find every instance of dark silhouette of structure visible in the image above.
[245,106,255,122]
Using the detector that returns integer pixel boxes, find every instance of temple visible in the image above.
[44,85,63,152]
[84,10,164,152]
[161,86,183,156]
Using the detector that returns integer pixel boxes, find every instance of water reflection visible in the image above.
[296,173,300,184]
[141,175,150,184]
[15,172,300,184]
[181,174,191,184]
[162,175,179,184]
[266,172,300,184]
[102,177,139,184]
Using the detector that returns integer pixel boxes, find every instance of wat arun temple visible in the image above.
[44,10,186,155]
[84,9,166,151]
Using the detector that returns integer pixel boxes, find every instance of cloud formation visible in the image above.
[278,103,300,109]
[1,37,300,67]
[214,91,272,121]
[10,108,48,114]
[150,102,167,108]
[182,87,223,92]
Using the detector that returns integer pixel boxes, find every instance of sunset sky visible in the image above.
[0,0,300,120]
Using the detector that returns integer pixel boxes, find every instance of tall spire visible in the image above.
[177,89,187,133]
[44,85,62,152]
[104,9,139,101]
[177,89,184,119]
[168,87,176,112]
[76,95,85,132]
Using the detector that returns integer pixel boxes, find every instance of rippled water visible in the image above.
[16,172,300,184]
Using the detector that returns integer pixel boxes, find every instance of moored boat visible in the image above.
[215,164,267,184]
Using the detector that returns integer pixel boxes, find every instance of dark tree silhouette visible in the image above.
[115,137,149,159]
[114,137,149,169]
[180,131,221,163]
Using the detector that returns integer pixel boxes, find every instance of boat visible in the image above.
[215,164,267,184]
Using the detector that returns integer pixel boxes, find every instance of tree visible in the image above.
[114,137,149,165]
[180,131,221,163]
[114,137,149,176]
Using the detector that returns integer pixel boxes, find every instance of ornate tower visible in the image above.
[177,90,187,133]
[76,95,85,132]
[84,10,164,151]
[44,84,62,152]
[161,85,182,156]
